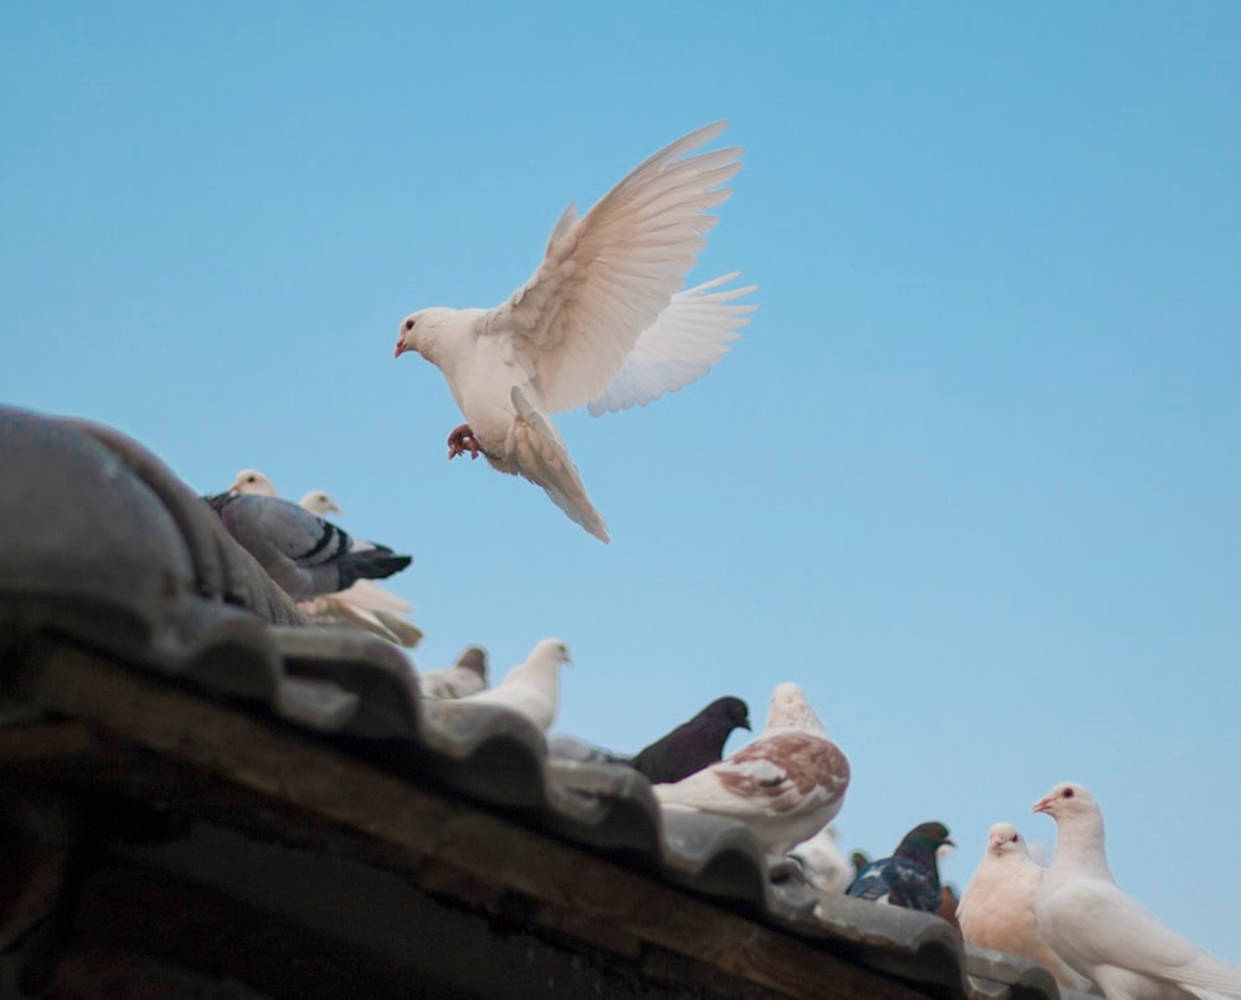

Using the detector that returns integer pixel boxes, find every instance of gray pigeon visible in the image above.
[205,492,411,600]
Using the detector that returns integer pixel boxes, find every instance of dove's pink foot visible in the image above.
[447,424,482,460]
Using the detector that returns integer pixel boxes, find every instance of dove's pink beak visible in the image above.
[394,340,406,359]
[1032,796,1054,815]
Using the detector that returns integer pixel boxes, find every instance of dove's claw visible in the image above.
[447,424,482,460]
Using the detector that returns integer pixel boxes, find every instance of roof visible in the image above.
[0,405,1090,999]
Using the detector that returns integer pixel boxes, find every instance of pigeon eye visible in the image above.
[405,319,415,331]
[1063,788,1074,798]
[1011,834,1019,842]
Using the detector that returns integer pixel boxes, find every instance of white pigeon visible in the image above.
[654,683,850,856]
[299,489,342,516]
[1033,781,1241,1000]
[455,638,571,732]
[231,468,278,497]
[957,822,1094,992]
[229,468,422,646]
[418,646,488,700]
[788,825,855,894]
[394,123,757,543]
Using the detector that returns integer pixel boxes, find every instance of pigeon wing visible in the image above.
[587,273,756,416]
[1047,879,1241,995]
[480,123,741,413]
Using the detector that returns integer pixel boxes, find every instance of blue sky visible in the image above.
[4,2,1239,959]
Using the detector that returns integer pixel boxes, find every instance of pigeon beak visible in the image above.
[394,340,406,359]
[943,838,955,848]
[1032,796,1053,815]
[741,717,752,731]
[330,504,343,515]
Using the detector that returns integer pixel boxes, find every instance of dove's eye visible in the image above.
[1011,834,1018,842]
[1063,788,1074,798]
[405,319,415,331]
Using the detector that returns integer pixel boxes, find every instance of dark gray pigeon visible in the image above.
[846,821,953,912]
[205,492,411,600]
[628,696,750,784]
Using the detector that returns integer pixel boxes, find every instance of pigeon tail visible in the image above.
[509,385,609,542]
[337,550,412,589]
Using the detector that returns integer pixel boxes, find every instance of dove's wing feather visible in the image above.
[587,273,756,416]
[481,123,741,413]
[1045,878,1241,995]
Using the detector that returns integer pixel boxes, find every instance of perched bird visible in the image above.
[418,646,489,700]
[654,683,850,856]
[299,489,342,516]
[394,122,756,542]
[230,468,278,497]
[628,696,750,784]
[1034,782,1241,1000]
[957,822,1093,991]
[847,822,954,912]
[788,825,856,894]
[205,492,410,601]
[229,469,421,646]
[456,638,571,731]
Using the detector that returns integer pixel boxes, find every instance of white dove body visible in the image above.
[395,123,757,542]
[1033,782,1241,1000]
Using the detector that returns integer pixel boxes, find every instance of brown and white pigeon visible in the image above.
[654,683,850,855]
[393,123,756,542]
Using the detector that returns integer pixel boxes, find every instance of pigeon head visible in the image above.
[897,822,954,857]
[457,646,488,679]
[529,637,572,670]
[699,696,750,731]
[986,821,1026,856]
[300,490,342,516]
[231,468,277,496]
[764,682,826,734]
[1032,781,1096,822]
[394,307,456,360]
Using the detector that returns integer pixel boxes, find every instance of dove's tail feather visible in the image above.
[510,386,610,543]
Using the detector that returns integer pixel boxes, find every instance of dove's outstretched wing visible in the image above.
[587,272,756,416]
[480,123,741,413]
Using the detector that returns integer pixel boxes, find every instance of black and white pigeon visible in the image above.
[846,822,954,912]
[654,683,850,856]
[205,492,411,601]
[628,696,750,784]
[418,646,489,700]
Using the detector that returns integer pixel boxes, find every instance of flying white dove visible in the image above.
[654,683,850,856]
[228,469,422,646]
[455,638,571,731]
[1033,782,1241,1000]
[418,646,488,700]
[394,122,757,542]
[788,825,855,894]
[957,822,1094,992]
